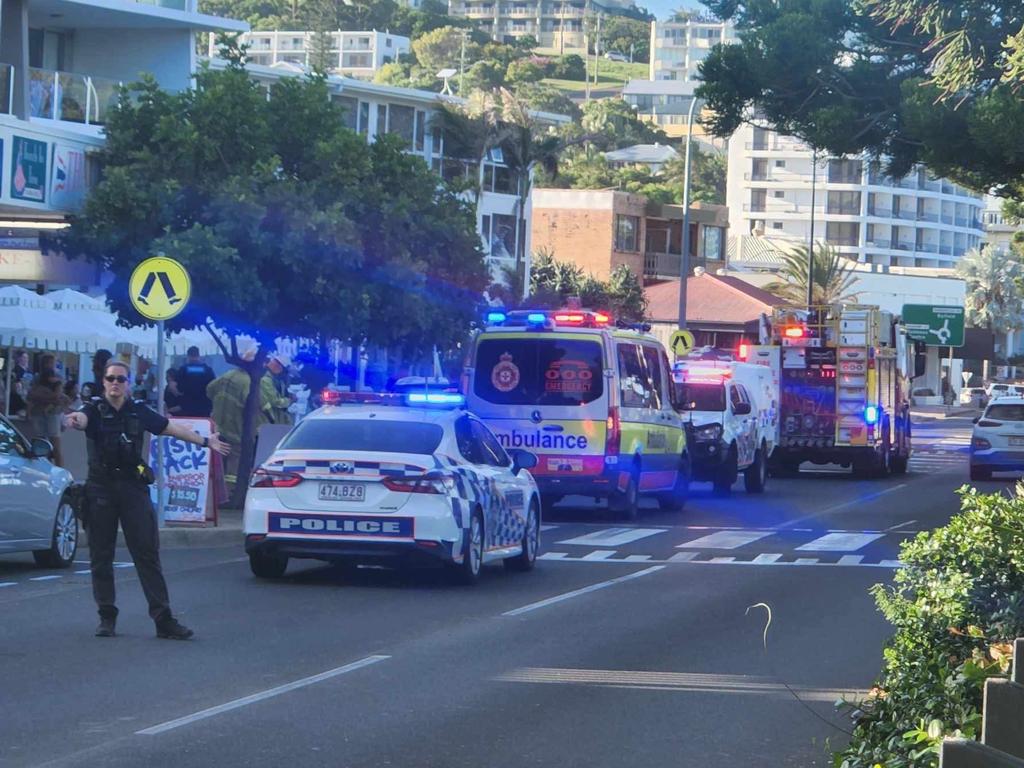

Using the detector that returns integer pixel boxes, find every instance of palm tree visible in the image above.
[956,247,1024,333]
[762,243,861,305]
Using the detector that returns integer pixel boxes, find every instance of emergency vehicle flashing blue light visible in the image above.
[527,312,547,324]
[864,405,879,425]
[487,311,507,324]
[407,392,465,406]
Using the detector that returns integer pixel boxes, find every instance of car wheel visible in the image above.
[611,467,640,521]
[33,497,78,569]
[657,454,690,511]
[454,509,484,585]
[713,447,737,496]
[506,500,540,572]
[743,444,768,494]
[970,465,992,482]
[249,551,289,579]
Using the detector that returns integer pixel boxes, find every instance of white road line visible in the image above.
[538,552,568,561]
[136,655,391,736]
[540,525,559,532]
[751,554,782,564]
[793,558,819,565]
[580,550,616,561]
[502,566,666,617]
[622,554,652,562]
[676,530,772,550]
[558,528,667,547]
[884,519,917,532]
[668,552,698,562]
[29,575,62,582]
[837,555,864,566]
[709,557,736,563]
[778,484,908,529]
[796,532,884,552]
[879,559,904,568]
[74,569,91,575]
[0,582,16,588]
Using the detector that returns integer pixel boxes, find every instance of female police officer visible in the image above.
[64,360,230,639]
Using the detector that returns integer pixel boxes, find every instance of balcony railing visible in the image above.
[867,207,892,218]
[827,206,861,215]
[826,237,860,247]
[955,217,968,227]
[940,243,954,255]
[1,63,12,115]
[743,172,769,181]
[644,251,686,278]
[894,209,917,221]
[29,67,120,126]
[919,179,941,192]
[135,0,189,9]
[916,211,939,222]
[915,242,939,253]
[892,240,915,250]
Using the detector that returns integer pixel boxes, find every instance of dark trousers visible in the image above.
[86,478,171,623]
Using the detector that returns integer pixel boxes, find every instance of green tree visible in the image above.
[696,0,1024,197]
[526,251,648,319]
[462,59,505,92]
[600,16,650,63]
[956,247,1024,334]
[505,58,547,85]
[56,56,486,503]
[579,98,668,149]
[762,244,860,305]
[551,53,586,81]
[306,0,335,74]
[413,26,478,76]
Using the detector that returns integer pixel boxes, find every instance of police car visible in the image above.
[243,391,542,584]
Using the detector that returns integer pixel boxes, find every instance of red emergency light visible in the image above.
[783,326,805,338]
[594,311,611,326]
[554,312,587,325]
[737,343,749,360]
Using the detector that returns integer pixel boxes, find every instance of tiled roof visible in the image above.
[604,144,679,164]
[645,272,787,325]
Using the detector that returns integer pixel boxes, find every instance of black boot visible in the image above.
[95,616,117,637]
[155,616,194,640]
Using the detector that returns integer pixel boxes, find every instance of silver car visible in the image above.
[0,416,78,567]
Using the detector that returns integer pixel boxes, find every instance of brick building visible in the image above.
[530,188,729,282]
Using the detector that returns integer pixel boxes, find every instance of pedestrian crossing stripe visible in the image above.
[539,551,904,568]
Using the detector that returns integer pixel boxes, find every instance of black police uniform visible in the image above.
[82,396,173,625]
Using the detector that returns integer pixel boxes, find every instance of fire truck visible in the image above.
[746,305,914,478]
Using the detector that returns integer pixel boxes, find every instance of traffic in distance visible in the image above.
[225,301,993,583]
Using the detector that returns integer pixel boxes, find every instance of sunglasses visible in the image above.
[104,375,128,384]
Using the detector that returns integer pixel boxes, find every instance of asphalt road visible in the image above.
[0,417,999,768]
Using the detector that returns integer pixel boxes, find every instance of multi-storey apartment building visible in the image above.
[215,60,571,278]
[648,17,735,83]
[219,30,410,79]
[0,0,245,288]
[726,125,985,269]
[448,0,637,52]
[981,194,1023,254]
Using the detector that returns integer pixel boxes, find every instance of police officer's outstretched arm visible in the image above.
[162,420,231,456]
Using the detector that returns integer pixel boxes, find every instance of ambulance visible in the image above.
[671,358,778,494]
[463,308,690,519]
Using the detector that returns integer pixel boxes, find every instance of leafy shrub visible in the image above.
[505,58,547,84]
[551,53,587,80]
[835,486,1024,767]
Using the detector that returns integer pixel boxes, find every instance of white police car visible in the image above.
[243,391,542,584]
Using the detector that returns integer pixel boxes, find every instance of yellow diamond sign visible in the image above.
[670,329,695,358]
[129,257,191,322]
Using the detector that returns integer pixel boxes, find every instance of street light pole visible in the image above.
[807,146,818,309]
[676,94,700,331]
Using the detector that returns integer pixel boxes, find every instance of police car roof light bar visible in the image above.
[486,310,507,325]
[321,390,405,406]
[406,392,465,407]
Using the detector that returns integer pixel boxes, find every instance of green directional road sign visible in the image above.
[902,304,965,347]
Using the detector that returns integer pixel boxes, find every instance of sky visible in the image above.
[643,0,704,21]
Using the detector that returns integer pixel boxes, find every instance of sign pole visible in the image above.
[156,320,166,527]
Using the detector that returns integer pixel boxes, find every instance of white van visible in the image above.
[671,359,778,494]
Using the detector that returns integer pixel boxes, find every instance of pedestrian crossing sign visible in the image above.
[129,256,191,321]
[670,329,695,358]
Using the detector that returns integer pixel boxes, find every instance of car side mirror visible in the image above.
[509,449,538,475]
[30,437,53,459]
[972,416,980,424]
[733,402,752,416]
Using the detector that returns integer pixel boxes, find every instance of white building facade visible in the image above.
[727,125,985,269]
[648,17,735,83]
[981,194,1023,254]
[220,30,410,79]
[448,0,637,52]
[0,0,245,288]
[218,61,571,279]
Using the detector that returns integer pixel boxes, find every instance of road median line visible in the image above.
[136,654,390,736]
[502,565,665,617]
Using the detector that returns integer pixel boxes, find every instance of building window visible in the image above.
[751,158,768,181]
[827,158,862,184]
[703,225,723,261]
[751,126,768,151]
[750,189,766,212]
[826,190,861,215]
[773,191,785,199]
[358,102,370,135]
[415,110,426,153]
[771,222,783,229]
[774,160,785,168]
[388,104,415,149]
[485,213,517,259]
[334,95,358,131]
[614,214,639,252]
[826,221,860,247]
[376,104,388,136]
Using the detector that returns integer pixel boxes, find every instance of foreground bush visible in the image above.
[835,485,1024,768]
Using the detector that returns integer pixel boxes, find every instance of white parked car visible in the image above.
[0,416,78,567]
[970,397,1024,480]
[243,392,542,584]
[603,51,629,62]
